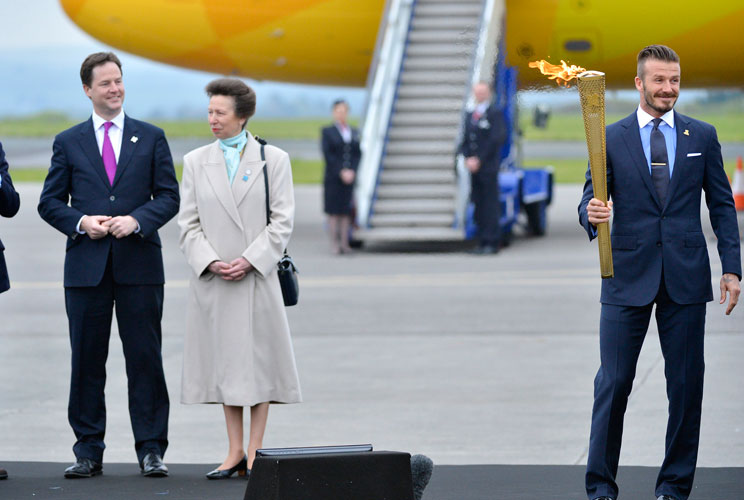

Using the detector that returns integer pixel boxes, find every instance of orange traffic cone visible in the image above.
[733,156,744,211]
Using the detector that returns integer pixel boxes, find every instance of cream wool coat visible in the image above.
[178,133,301,406]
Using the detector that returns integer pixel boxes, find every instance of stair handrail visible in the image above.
[453,0,504,230]
[355,0,415,228]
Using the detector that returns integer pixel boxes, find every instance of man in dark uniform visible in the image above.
[459,82,507,254]
[0,140,21,481]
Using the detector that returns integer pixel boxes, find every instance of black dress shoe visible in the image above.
[141,452,169,477]
[593,497,613,500]
[0,467,7,479]
[478,244,500,255]
[206,455,249,479]
[658,496,677,500]
[64,458,102,478]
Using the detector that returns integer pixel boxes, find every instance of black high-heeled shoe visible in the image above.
[206,455,248,480]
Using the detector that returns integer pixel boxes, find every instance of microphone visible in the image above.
[410,454,433,500]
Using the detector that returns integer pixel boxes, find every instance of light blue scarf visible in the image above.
[218,131,248,184]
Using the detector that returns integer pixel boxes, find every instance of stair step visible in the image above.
[403,57,470,72]
[414,3,482,17]
[406,43,475,57]
[379,169,455,184]
[397,83,466,98]
[383,154,455,169]
[374,198,455,214]
[394,97,463,113]
[411,16,481,30]
[408,30,476,44]
[416,0,481,4]
[370,213,455,228]
[385,140,457,155]
[400,70,467,85]
[355,226,464,242]
[376,184,455,199]
[391,111,461,126]
[387,125,460,140]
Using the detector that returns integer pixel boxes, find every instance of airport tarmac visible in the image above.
[4,137,744,167]
[0,182,742,471]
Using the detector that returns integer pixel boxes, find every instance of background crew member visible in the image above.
[321,99,361,254]
[459,82,507,254]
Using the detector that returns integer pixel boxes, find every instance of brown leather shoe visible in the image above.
[0,467,7,479]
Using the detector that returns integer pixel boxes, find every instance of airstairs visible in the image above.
[354,0,505,242]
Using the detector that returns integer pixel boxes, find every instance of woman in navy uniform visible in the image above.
[321,99,361,254]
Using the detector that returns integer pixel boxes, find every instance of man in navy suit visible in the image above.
[0,141,21,481]
[579,45,741,500]
[38,52,179,478]
[459,82,507,254]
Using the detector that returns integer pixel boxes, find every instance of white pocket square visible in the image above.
[687,152,701,157]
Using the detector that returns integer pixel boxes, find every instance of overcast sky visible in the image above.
[0,0,366,119]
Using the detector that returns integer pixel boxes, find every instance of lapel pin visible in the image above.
[131,136,139,143]
[242,169,252,182]
[683,130,689,136]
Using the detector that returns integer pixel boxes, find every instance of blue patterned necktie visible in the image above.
[650,118,670,206]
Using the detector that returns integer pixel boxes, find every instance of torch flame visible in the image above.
[529,59,587,87]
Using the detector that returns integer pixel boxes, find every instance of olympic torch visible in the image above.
[577,71,613,278]
[528,60,614,278]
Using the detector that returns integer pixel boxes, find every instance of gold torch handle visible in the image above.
[577,71,614,278]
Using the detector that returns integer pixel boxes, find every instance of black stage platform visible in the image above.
[1,463,741,499]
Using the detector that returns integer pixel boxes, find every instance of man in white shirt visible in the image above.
[38,52,179,479]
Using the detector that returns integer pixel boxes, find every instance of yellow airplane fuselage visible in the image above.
[60,0,744,89]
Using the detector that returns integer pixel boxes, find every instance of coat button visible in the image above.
[656,241,662,247]
[110,195,116,201]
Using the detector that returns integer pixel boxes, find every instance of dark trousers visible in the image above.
[471,169,501,247]
[64,257,169,464]
[585,278,706,500]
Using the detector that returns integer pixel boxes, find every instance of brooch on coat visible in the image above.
[478,119,491,129]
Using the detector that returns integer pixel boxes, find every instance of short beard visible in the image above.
[642,83,677,115]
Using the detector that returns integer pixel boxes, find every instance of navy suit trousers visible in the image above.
[470,169,501,247]
[586,277,706,500]
[65,255,169,464]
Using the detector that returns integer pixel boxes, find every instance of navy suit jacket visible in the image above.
[38,116,180,287]
[459,104,507,172]
[321,125,361,178]
[579,111,741,306]
[0,142,21,293]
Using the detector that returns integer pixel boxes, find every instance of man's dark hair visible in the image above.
[332,99,348,109]
[205,78,256,124]
[80,52,122,87]
[637,45,680,79]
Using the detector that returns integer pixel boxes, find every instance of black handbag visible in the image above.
[260,139,299,306]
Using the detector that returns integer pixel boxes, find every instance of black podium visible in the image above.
[244,449,414,500]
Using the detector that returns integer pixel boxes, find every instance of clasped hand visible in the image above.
[465,156,481,173]
[81,215,138,239]
[208,258,254,281]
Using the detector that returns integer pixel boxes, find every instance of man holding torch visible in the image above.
[579,45,741,500]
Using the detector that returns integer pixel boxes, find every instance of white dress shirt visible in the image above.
[77,110,138,234]
[336,122,352,143]
[92,110,125,161]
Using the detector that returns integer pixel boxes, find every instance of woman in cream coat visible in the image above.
[178,78,301,479]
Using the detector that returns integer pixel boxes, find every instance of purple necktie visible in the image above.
[102,122,117,185]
